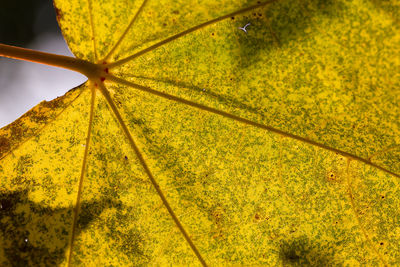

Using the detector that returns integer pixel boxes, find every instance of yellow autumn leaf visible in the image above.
[1,0,400,266]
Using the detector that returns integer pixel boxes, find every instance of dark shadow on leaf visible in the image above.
[279,236,334,266]
[120,0,341,67]
[237,0,342,69]
[124,74,270,121]
[369,0,400,25]
[0,189,127,266]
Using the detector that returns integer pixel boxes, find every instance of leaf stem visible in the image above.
[0,43,100,78]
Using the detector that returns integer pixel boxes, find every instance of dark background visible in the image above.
[1,0,59,46]
[0,0,86,128]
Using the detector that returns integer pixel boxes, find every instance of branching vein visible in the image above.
[102,0,150,62]
[106,74,400,180]
[97,81,208,267]
[87,0,98,61]
[67,85,96,267]
[107,0,277,68]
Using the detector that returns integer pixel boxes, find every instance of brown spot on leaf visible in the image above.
[212,230,223,239]
[41,97,64,110]
[0,137,11,155]
[30,110,49,123]
[326,171,337,182]
[211,207,224,225]
[10,121,24,140]
[55,7,63,20]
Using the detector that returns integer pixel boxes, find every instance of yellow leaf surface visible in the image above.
[1,0,400,266]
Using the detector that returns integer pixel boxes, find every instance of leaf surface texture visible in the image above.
[1,0,400,265]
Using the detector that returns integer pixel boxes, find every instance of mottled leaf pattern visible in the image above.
[1,0,399,266]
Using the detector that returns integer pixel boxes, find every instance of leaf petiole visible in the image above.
[0,43,102,79]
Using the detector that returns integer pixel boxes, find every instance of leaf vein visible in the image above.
[87,0,98,61]
[108,0,277,68]
[102,0,150,62]
[67,85,96,266]
[98,81,208,266]
[106,74,400,180]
